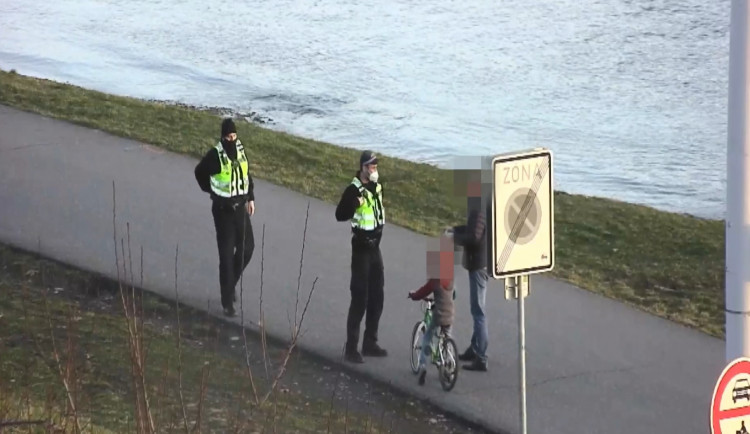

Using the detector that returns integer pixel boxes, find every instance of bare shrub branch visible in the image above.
[172,244,190,433]
[261,276,318,404]
[236,198,261,408]
[113,180,155,433]
[293,201,311,336]
[42,288,81,433]
[259,223,269,380]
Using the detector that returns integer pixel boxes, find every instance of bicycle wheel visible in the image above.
[410,321,426,374]
[438,337,459,391]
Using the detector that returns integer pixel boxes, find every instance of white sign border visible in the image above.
[490,147,555,280]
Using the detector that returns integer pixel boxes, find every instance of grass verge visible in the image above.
[0,244,368,433]
[0,241,476,433]
[0,68,725,338]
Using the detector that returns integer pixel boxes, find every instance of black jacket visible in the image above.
[335,172,384,243]
[194,140,255,205]
[452,195,490,272]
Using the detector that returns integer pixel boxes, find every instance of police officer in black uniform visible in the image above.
[335,150,388,363]
[194,118,256,317]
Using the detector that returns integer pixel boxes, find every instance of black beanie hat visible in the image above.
[221,118,237,137]
[360,150,378,167]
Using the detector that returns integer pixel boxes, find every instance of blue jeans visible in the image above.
[418,322,452,371]
[469,268,488,362]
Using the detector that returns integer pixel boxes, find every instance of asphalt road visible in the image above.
[0,105,726,433]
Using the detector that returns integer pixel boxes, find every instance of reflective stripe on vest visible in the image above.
[351,177,385,230]
[210,140,250,198]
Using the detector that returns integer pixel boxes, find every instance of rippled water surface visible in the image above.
[0,0,731,218]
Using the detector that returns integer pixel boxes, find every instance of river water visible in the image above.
[0,0,730,218]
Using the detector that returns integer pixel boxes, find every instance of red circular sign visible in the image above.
[711,357,750,433]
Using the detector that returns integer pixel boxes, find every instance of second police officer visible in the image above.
[335,150,388,363]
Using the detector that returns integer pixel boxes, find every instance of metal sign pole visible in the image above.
[726,0,750,362]
[518,274,528,434]
[506,275,528,434]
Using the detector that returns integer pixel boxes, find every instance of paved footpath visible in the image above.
[0,104,726,433]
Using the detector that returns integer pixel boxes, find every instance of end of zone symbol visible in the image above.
[505,187,542,245]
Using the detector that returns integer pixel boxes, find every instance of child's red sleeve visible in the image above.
[411,279,436,300]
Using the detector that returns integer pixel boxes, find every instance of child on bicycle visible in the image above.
[408,233,455,385]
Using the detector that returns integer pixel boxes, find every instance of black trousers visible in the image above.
[346,240,384,352]
[211,200,255,309]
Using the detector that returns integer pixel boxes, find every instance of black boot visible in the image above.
[344,342,364,364]
[458,346,477,362]
[362,340,388,357]
[363,344,388,357]
[362,343,388,357]
[463,358,488,372]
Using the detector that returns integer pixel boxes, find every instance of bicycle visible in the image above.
[410,297,459,391]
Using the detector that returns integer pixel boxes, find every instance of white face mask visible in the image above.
[368,170,379,183]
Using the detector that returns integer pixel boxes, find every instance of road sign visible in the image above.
[490,148,554,279]
[711,357,750,433]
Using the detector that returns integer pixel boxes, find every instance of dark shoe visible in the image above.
[345,350,364,364]
[223,305,236,317]
[418,368,426,386]
[463,359,487,372]
[362,342,388,357]
[458,347,477,362]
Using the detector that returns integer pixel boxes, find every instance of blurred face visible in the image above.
[467,180,481,197]
[466,171,481,197]
[362,163,378,182]
[426,237,454,281]
[426,250,440,279]
[223,132,237,142]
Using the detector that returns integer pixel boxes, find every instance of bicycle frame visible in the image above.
[421,298,447,365]
[411,296,459,391]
